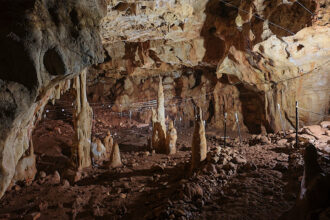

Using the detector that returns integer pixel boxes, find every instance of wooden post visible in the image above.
[296,101,299,148]
[235,112,242,143]
[224,112,227,148]
[277,104,286,136]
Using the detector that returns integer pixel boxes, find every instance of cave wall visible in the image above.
[88,0,329,133]
[0,0,106,198]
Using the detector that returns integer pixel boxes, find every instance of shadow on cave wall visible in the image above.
[0,1,38,90]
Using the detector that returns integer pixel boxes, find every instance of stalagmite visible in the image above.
[73,69,93,170]
[151,77,167,153]
[157,77,166,131]
[166,121,177,155]
[191,107,207,170]
[109,142,122,168]
[104,131,114,159]
[280,143,330,219]
[91,137,107,162]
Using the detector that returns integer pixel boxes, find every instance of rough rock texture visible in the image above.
[73,70,93,169]
[88,0,329,133]
[0,0,106,197]
[108,142,122,168]
[103,131,114,158]
[191,108,207,170]
[12,142,37,186]
[166,121,177,155]
[152,78,167,153]
[91,138,106,163]
[280,144,330,219]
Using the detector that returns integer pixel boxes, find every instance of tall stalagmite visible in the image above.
[74,69,93,169]
[191,107,207,170]
[152,77,167,153]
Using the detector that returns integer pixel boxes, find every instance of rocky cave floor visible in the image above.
[0,109,329,220]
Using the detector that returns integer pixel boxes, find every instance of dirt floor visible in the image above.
[0,107,329,220]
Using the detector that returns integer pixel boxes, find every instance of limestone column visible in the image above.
[166,121,177,155]
[73,69,93,170]
[191,107,207,170]
[152,77,167,153]
[157,76,166,132]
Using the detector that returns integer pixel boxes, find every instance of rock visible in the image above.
[62,179,70,188]
[12,144,37,186]
[232,156,247,165]
[74,70,93,170]
[14,185,21,191]
[215,146,221,155]
[260,135,271,145]
[277,139,288,145]
[184,183,203,200]
[91,138,107,162]
[24,212,41,220]
[152,78,167,153]
[108,142,122,168]
[191,107,207,170]
[152,164,165,172]
[320,121,330,129]
[274,162,288,172]
[104,131,114,158]
[206,163,217,174]
[39,171,46,179]
[302,125,326,139]
[45,171,61,185]
[166,121,177,155]
[119,193,127,199]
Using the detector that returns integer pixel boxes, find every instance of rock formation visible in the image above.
[109,142,122,168]
[91,138,107,163]
[191,107,207,170]
[73,70,93,169]
[280,143,330,219]
[157,77,166,132]
[12,141,37,186]
[166,121,177,155]
[152,77,167,153]
[104,131,114,158]
[0,0,105,198]
[88,0,329,133]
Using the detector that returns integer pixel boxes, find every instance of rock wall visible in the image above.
[0,0,106,198]
[88,0,329,133]
[89,0,330,133]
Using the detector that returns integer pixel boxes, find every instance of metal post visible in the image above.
[129,110,132,122]
[277,104,286,136]
[235,112,242,143]
[295,101,299,148]
[224,112,227,148]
